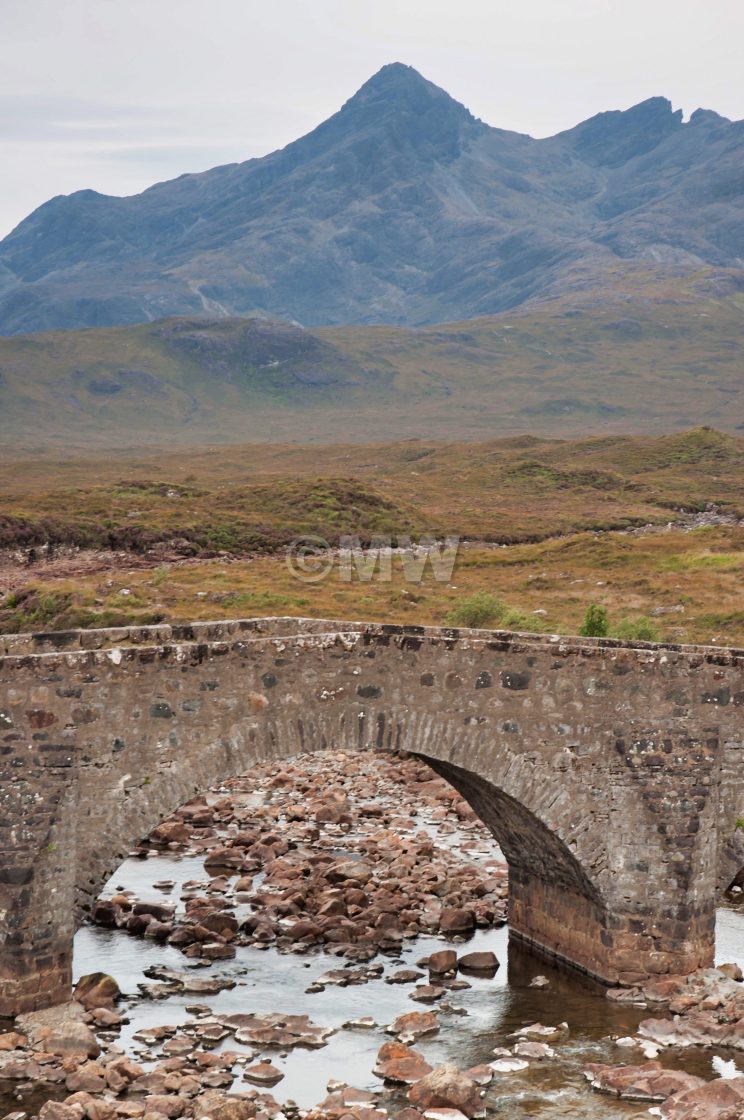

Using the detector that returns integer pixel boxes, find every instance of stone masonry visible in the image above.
[1,616,743,1016]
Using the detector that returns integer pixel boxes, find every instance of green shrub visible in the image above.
[501,607,541,632]
[445,592,507,629]
[612,616,660,642]
[580,603,609,637]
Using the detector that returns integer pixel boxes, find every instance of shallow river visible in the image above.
[64,848,744,1119]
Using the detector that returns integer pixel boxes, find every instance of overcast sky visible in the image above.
[2,0,743,238]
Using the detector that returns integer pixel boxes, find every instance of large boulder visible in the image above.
[374,1042,433,1083]
[41,1021,101,1060]
[661,1075,744,1120]
[64,1092,116,1120]
[584,1062,705,1103]
[407,1064,484,1118]
[65,1061,106,1093]
[427,950,457,975]
[457,951,499,975]
[149,820,191,845]
[327,860,373,885]
[439,909,475,936]
[73,973,120,1010]
[388,1011,440,1043]
[39,1104,85,1120]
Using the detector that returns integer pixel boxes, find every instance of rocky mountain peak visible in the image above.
[561,95,685,166]
[0,68,741,336]
[324,62,483,156]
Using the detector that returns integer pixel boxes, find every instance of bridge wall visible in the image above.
[1,618,743,1015]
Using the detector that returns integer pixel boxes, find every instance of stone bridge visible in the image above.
[1,616,744,1017]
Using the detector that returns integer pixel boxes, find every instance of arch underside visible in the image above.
[423,755,613,980]
[71,721,614,984]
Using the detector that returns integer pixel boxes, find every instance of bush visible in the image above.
[580,603,609,637]
[445,592,507,629]
[501,607,542,632]
[612,616,660,642]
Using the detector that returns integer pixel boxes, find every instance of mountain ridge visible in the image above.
[0,64,743,334]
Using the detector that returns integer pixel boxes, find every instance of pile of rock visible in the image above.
[608,965,744,1050]
[585,1061,744,1119]
[584,966,744,1117]
[91,753,508,965]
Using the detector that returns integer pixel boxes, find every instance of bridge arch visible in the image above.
[1,617,742,1015]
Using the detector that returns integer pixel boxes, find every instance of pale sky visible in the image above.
[1,0,743,238]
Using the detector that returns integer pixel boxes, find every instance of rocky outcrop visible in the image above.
[1,65,743,336]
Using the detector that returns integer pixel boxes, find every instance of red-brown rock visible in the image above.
[374,1042,433,1083]
[407,1065,484,1118]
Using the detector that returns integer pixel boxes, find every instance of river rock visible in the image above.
[513,1041,554,1059]
[105,1057,144,1090]
[407,1065,484,1118]
[584,1062,705,1102]
[88,1008,123,1030]
[388,1012,440,1043]
[661,1075,744,1119]
[150,821,191,845]
[410,985,445,1004]
[457,952,498,975]
[73,973,121,1010]
[223,1012,334,1049]
[42,1021,101,1059]
[91,901,120,928]
[426,951,457,975]
[65,1061,107,1093]
[39,1105,85,1120]
[490,1058,529,1073]
[374,1042,433,1083]
[139,1096,187,1118]
[439,909,474,936]
[0,1033,27,1051]
[516,1022,568,1042]
[191,1093,258,1120]
[65,1092,116,1120]
[463,1066,493,1087]
[242,1062,284,1086]
[386,969,425,985]
[132,902,175,923]
[204,847,245,869]
[327,860,373,884]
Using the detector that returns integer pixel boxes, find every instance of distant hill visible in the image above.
[0,63,743,335]
[2,275,744,450]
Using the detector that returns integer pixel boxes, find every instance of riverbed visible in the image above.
[71,757,744,1119]
[5,751,744,1119]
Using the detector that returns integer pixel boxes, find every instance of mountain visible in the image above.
[0,63,743,335]
[3,273,744,451]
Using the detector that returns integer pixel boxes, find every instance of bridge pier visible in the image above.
[0,618,741,1015]
[0,949,72,1019]
[508,875,715,985]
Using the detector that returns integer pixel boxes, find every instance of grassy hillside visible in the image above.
[2,270,744,450]
[2,428,744,644]
[3,522,744,649]
[2,427,744,551]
